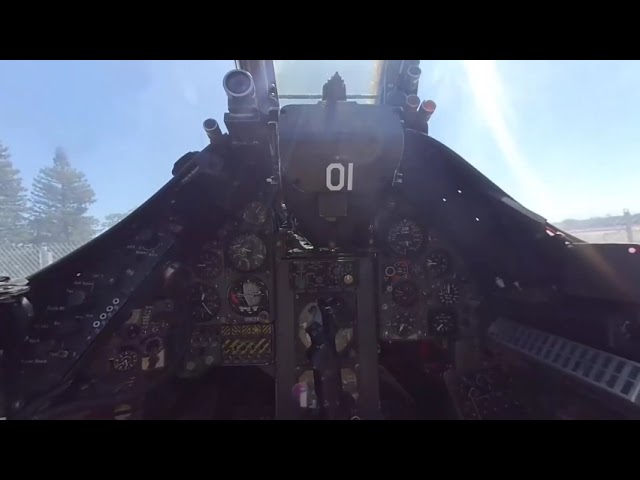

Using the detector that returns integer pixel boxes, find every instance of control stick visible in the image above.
[305,298,346,419]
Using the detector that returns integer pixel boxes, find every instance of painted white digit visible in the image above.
[326,163,345,191]
[326,163,354,191]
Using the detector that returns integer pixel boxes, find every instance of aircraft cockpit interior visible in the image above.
[1,60,640,420]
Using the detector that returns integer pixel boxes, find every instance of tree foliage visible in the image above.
[0,142,29,244]
[30,147,98,244]
[100,210,133,232]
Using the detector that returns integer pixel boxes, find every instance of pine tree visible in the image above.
[0,142,29,244]
[30,147,98,244]
[100,210,132,232]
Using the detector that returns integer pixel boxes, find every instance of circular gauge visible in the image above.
[228,277,269,316]
[429,310,457,335]
[425,249,451,276]
[227,234,267,272]
[391,281,419,307]
[195,242,223,281]
[189,284,221,321]
[387,219,425,256]
[144,337,164,355]
[393,261,409,278]
[390,312,417,338]
[243,201,269,226]
[437,282,461,305]
[111,349,139,372]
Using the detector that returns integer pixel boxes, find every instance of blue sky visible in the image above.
[0,60,638,223]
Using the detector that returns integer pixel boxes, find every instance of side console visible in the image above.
[4,176,193,418]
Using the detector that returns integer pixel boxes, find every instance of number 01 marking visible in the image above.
[326,163,354,191]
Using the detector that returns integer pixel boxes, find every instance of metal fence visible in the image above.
[0,242,85,279]
[560,209,637,245]
[565,226,638,244]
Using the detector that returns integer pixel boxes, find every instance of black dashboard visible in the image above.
[3,63,640,420]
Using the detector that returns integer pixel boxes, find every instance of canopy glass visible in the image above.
[272,60,384,105]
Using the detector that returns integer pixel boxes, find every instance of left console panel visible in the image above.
[7,182,186,417]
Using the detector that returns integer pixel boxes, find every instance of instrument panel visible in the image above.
[73,199,481,395]
[6,187,481,419]
[377,212,480,343]
[180,200,275,377]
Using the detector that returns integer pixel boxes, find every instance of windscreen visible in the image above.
[273,60,384,104]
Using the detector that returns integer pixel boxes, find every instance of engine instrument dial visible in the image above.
[425,249,451,276]
[387,219,425,256]
[243,201,269,226]
[393,261,408,277]
[228,234,267,272]
[429,310,457,335]
[390,312,417,339]
[391,281,419,307]
[228,277,269,317]
[437,282,461,305]
[189,284,221,321]
[111,349,139,372]
[195,242,223,281]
